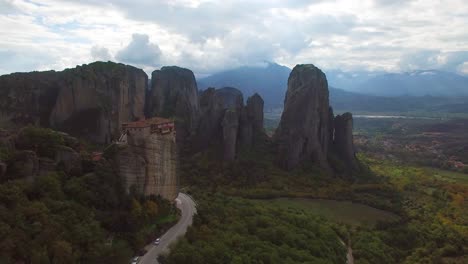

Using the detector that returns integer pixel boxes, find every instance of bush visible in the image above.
[16,126,65,158]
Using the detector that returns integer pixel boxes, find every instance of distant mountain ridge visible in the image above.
[197,63,468,114]
[327,69,468,97]
[197,62,290,108]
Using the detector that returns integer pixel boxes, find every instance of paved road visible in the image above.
[139,193,196,264]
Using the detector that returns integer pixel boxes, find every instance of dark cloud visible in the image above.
[115,34,161,66]
[90,46,112,61]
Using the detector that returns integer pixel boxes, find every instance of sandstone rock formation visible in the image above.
[334,112,358,169]
[195,88,226,150]
[55,145,82,175]
[146,66,199,149]
[195,87,243,151]
[0,161,6,179]
[0,71,60,126]
[50,62,147,143]
[0,61,147,143]
[246,93,264,133]
[195,87,265,161]
[10,150,39,181]
[0,129,15,151]
[275,64,358,172]
[240,93,264,146]
[38,157,56,177]
[115,129,178,200]
[275,64,331,170]
[222,109,240,161]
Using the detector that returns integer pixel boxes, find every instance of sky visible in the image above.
[1,0,468,76]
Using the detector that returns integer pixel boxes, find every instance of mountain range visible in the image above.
[326,69,468,97]
[197,63,468,114]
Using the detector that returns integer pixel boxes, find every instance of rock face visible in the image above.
[240,93,264,146]
[334,113,358,169]
[275,64,358,172]
[0,161,6,179]
[115,131,178,200]
[146,66,199,149]
[195,87,265,161]
[55,145,82,175]
[195,87,244,151]
[50,62,147,143]
[222,109,240,161]
[275,64,331,170]
[246,94,264,133]
[0,61,147,143]
[0,71,60,126]
[195,88,226,151]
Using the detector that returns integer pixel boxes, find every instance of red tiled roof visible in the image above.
[92,152,103,161]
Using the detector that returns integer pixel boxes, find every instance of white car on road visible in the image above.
[153,238,161,246]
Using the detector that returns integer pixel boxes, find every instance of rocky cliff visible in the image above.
[114,131,178,200]
[222,109,240,161]
[275,64,358,172]
[195,87,265,161]
[0,71,61,127]
[146,66,200,149]
[50,62,147,143]
[240,93,264,146]
[0,61,147,143]
[275,64,331,170]
[334,113,358,170]
[0,127,82,182]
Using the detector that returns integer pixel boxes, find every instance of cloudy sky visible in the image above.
[1,0,468,76]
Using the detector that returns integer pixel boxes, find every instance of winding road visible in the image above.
[139,193,197,264]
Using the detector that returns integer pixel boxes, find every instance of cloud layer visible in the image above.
[0,0,467,75]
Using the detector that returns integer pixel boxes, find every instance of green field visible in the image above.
[255,198,400,226]
[423,167,468,184]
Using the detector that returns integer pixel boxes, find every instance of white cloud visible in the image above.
[115,33,162,67]
[91,46,112,61]
[0,0,467,75]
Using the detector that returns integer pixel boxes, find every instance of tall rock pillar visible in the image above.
[275,64,331,170]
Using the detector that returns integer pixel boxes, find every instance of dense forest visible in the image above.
[162,131,467,263]
[0,127,178,263]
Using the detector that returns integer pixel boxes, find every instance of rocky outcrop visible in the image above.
[115,145,147,194]
[146,66,199,149]
[195,88,226,150]
[334,113,357,169]
[195,87,244,151]
[195,87,265,160]
[55,145,82,175]
[275,64,331,170]
[10,150,39,181]
[115,131,178,200]
[222,109,240,161]
[240,93,264,146]
[0,161,6,179]
[0,61,147,143]
[0,71,61,126]
[0,129,15,151]
[50,62,147,143]
[38,157,56,177]
[247,94,264,133]
[275,64,358,172]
